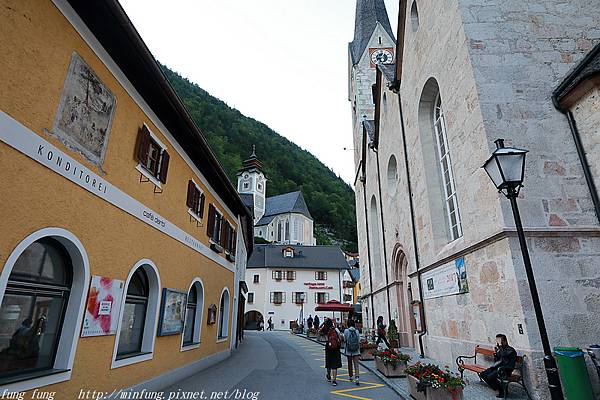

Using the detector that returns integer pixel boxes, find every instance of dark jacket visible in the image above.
[493,345,517,372]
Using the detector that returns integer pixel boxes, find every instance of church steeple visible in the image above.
[349,0,396,65]
[237,146,267,224]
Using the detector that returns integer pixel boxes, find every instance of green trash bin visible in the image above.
[554,347,594,400]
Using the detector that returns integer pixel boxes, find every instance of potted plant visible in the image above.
[405,362,465,400]
[359,339,377,360]
[307,328,317,338]
[387,319,399,348]
[372,348,410,377]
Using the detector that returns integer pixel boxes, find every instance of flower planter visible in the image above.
[389,339,399,349]
[359,348,375,361]
[375,357,407,377]
[408,375,426,400]
[407,375,464,400]
[307,331,317,338]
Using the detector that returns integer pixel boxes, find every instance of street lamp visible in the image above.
[483,139,564,400]
[300,293,306,332]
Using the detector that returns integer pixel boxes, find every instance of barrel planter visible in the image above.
[375,357,407,377]
[407,375,464,400]
[359,348,375,361]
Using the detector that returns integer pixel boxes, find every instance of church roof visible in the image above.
[349,0,396,65]
[237,146,264,176]
[378,63,396,83]
[239,193,255,217]
[363,120,375,143]
[248,244,349,270]
[553,41,600,109]
[255,191,312,225]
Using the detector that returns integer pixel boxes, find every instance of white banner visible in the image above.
[0,111,234,272]
[422,257,468,299]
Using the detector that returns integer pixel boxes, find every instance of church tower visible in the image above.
[348,0,396,163]
[237,146,267,224]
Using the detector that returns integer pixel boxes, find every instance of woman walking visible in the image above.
[321,318,342,386]
[375,316,391,348]
[343,319,361,385]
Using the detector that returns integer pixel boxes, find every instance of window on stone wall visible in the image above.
[411,1,419,32]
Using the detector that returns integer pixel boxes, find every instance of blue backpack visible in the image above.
[347,328,360,352]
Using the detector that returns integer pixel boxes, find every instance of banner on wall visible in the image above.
[81,276,124,337]
[422,257,469,300]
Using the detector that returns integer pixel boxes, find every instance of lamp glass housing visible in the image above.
[483,146,527,191]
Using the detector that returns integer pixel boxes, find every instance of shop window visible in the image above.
[315,271,327,281]
[217,289,230,340]
[315,292,329,304]
[182,280,204,349]
[270,292,285,304]
[112,261,160,368]
[247,293,254,303]
[0,228,89,392]
[0,239,72,383]
[135,124,170,185]
[186,180,206,220]
[272,271,283,281]
[253,274,259,284]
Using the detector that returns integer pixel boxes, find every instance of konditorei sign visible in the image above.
[0,111,234,272]
[422,257,469,300]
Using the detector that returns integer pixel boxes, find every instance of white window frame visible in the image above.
[111,259,161,369]
[181,278,204,352]
[0,228,90,392]
[217,287,230,342]
[187,179,205,223]
[247,292,255,303]
[433,93,462,241]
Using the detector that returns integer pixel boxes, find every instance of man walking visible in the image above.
[375,316,391,348]
[343,319,361,385]
[480,334,517,398]
[267,317,273,331]
[313,315,320,331]
[307,315,313,331]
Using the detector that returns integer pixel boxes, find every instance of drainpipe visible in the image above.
[361,174,377,330]
[372,147,393,323]
[394,87,427,358]
[551,99,600,225]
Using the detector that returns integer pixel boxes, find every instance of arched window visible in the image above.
[112,261,160,368]
[433,93,462,241]
[117,268,148,357]
[0,238,72,379]
[387,155,398,196]
[285,219,290,242]
[182,280,204,348]
[418,79,462,243]
[411,1,419,32]
[0,229,89,391]
[277,221,282,242]
[217,289,230,340]
[369,196,383,282]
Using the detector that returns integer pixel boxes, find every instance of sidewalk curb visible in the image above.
[294,333,411,399]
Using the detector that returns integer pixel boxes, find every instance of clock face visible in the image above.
[370,49,393,65]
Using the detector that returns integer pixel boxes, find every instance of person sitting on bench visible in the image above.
[480,334,517,398]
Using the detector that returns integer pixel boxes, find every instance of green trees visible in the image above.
[162,65,357,251]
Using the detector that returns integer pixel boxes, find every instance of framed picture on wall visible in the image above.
[157,288,187,336]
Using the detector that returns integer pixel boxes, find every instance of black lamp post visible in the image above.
[300,293,306,332]
[483,139,564,400]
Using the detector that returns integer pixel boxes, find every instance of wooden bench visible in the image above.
[456,345,531,399]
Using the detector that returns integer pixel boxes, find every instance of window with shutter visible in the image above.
[198,193,205,218]
[207,205,216,237]
[186,180,195,209]
[158,150,169,183]
[136,125,151,165]
[187,181,205,219]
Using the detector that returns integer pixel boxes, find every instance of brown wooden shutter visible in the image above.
[231,229,237,253]
[158,150,170,183]
[220,220,229,246]
[198,193,206,218]
[207,204,216,237]
[186,180,195,208]
[135,125,151,164]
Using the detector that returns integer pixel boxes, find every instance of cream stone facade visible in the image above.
[349,0,600,397]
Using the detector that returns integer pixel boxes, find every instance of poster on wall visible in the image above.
[157,288,187,336]
[81,276,124,337]
[422,257,469,300]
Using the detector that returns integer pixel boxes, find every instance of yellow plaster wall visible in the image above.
[0,0,239,397]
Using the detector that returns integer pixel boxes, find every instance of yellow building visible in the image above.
[0,0,253,396]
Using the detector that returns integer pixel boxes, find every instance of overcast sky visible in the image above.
[119,0,399,184]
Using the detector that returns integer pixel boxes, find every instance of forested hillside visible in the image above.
[162,66,357,251]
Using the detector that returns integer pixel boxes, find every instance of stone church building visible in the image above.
[349,0,600,397]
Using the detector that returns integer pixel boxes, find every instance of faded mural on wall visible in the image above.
[53,52,115,166]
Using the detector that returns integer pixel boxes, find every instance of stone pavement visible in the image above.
[296,333,532,400]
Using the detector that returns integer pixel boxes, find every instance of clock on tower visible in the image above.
[369,48,394,68]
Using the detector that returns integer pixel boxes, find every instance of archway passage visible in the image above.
[392,245,414,348]
[244,311,264,330]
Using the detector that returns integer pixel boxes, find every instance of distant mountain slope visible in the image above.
[162,66,357,251]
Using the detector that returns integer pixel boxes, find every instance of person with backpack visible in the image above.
[376,315,391,348]
[306,315,313,331]
[313,315,320,331]
[321,318,342,386]
[343,319,361,385]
